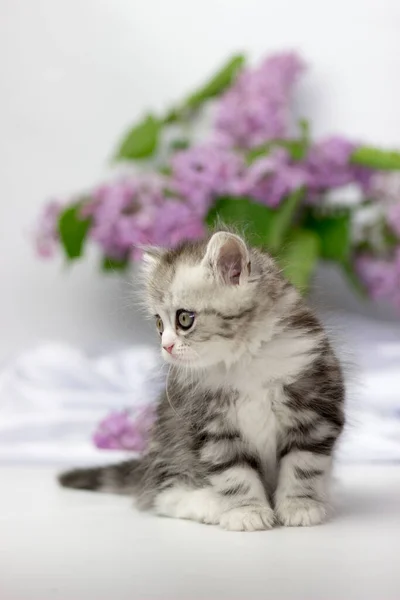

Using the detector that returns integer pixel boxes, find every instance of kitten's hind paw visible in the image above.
[219,505,275,532]
[154,486,222,525]
[276,497,327,527]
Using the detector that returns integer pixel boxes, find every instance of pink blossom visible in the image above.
[170,143,246,216]
[238,148,307,207]
[356,248,400,309]
[387,203,400,238]
[306,137,373,193]
[34,201,62,258]
[215,52,305,148]
[93,405,156,452]
[87,175,167,259]
[369,172,400,204]
[368,173,400,238]
[149,201,206,248]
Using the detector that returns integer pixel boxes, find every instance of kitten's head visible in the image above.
[141,231,285,370]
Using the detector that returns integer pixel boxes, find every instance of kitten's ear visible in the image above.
[140,246,164,275]
[203,232,250,285]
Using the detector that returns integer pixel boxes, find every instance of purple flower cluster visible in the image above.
[356,248,400,309]
[169,142,310,210]
[387,203,400,238]
[36,135,374,262]
[83,176,166,259]
[240,149,307,207]
[36,50,400,312]
[306,137,373,196]
[215,52,305,148]
[36,52,381,266]
[170,143,247,216]
[34,201,62,258]
[82,174,205,260]
[93,405,156,452]
[371,172,400,237]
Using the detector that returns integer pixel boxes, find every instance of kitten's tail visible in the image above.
[58,459,143,495]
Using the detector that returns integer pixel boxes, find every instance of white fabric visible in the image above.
[0,344,163,465]
[0,314,399,465]
[324,312,400,462]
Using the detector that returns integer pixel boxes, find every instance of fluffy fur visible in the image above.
[59,231,345,531]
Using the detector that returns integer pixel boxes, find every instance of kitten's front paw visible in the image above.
[220,505,275,532]
[276,497,327,527]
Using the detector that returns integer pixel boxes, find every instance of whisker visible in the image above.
[165,365,185,422]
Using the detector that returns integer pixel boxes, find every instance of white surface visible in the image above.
[0,465,399,600]
[1,1,400,360]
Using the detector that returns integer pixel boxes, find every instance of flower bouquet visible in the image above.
[36,52,400,308]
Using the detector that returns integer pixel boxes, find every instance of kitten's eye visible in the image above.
[155,315,164,335]
[176,309,195,330]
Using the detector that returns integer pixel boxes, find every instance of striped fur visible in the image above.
[59,231,345,531]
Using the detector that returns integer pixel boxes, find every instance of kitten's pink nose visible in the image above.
[163,344,175,354]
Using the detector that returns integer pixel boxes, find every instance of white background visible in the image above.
[1,0,400,360]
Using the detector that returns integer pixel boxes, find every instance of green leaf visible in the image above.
[207,196,317,292]
[115,114,160,161]
[303,209,369,296]
[296,118,310,159]
[102,256,129,272]
[267,188,304,252]
[278,229,320,292]
[162,108,180,125]
[185,55,245,109]
[164,188,180,199]
[351,146,400,171]
[299,118,310,141]
[305,210,351,262]
[159,165,172,176]
[170,138,190,151]
[383,220,400,247]
[246,138,308,164]
[58,203,91,261]
[285,139,307,161]
[246,145,272,164]
[207,192,303,253]
[206,196,274,248]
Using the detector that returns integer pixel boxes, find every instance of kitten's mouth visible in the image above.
[162,351,196,365]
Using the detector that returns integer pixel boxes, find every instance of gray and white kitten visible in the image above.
[59,231,345,531]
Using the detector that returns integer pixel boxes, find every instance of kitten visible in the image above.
[59,231,345,531]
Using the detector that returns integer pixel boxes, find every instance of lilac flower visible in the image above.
[306,137,373,194]
[356,248,400,309]
[170,143,247,216]
[368,173,400,238]
[80,170,207,261]
[86,175,167,259]
[146,201,206,250]
[34,200,62,258]
[215,52,305,148]
[387,203,400,238]
[306,137,354,189]
[369,172,400,204]
[93,405,156,452]
[236,148,307,207]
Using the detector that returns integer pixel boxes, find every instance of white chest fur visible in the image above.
[229,388,278,487]
[203,328,319,485]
